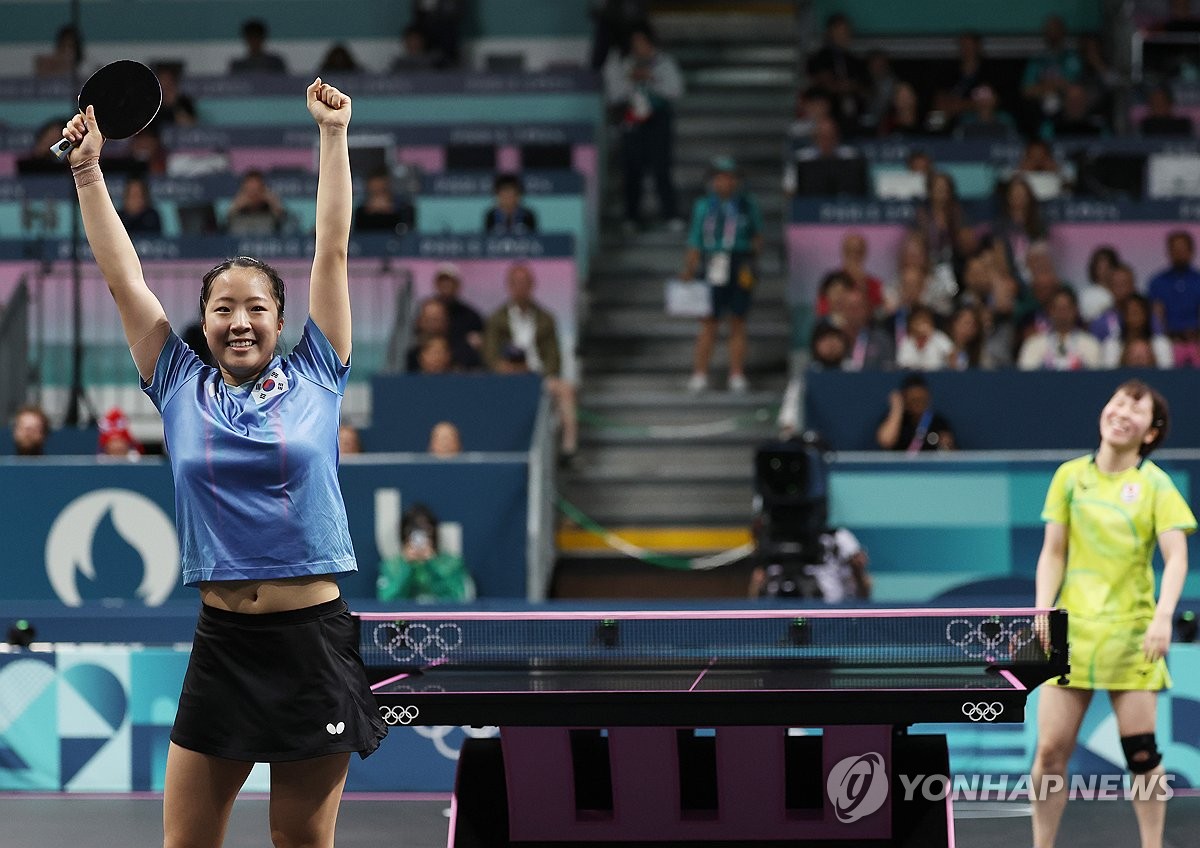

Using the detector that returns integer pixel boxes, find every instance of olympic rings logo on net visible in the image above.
[373,622,464,663]
[379,705,421,725]
[961,701,1004,722]
[945,618,1036,659]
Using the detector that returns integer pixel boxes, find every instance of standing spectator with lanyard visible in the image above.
[682,156,764,393]
[1147,230,1200,367]
[60,78,386,846]
[605,20,684,234]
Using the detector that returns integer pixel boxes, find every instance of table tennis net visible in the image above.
[357,612,1054,672]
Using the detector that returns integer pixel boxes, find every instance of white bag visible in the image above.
[665,278,712,317]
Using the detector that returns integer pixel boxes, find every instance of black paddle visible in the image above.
[50,60,162,161]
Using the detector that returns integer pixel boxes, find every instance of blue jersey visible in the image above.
[143,318,357,586]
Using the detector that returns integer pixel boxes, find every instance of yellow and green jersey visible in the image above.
[1041,454,1195,689]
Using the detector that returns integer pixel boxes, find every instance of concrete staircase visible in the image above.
[554,4,800,594]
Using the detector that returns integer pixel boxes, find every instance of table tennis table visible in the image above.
[356,607,1069,847]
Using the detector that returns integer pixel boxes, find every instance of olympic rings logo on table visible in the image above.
[945,618,1036,659]
[961,701,1004,722]
[373,622,465,663]
[379,705,421,725]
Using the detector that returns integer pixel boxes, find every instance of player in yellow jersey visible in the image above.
[1031,380,1194,848]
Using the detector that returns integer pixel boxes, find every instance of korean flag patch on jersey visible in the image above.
[253,367,289,405]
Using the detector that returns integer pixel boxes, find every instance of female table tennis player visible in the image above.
[1031,380,1193,848]
[61,79,386,847]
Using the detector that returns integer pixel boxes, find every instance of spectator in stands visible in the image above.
[430,263,485,353]
[97,407,144,458]
[376,503,475,603]
[877,82,928,138]
[827,287,894,371]
[916,171,966,271]
[483,263,578,460]
[1102,293,1173,369]
[876,372,956,452]
[34,24,83,78]
[1044,83,1106,138]
[682,156,764,392]
[898,229,956,316]
[896,304,953,371]
[406,298,481,372]
[790,86,835,143]
[318,43,363,74]
[1078,34,1118,124]
[1018,286,1102,370]
[936,31,993,127]
[17,119,74,174]
[815,270,853,319]
[945,304,994,370]
[954,84,1018,140]
[604,20,684,234]
[1139,85,1195,136]
[809,323,850,370]
[1017,241,1069,339]
[118,176,162,235]
[588,0,648,70]
[788,117,868,197]
[832,232,885,312]
[428,420,463,457]
[806,13,869,135]
[1017,138,1064,177]
[483,174,538,235]
[129,127,168,176]
[409,0,465,69]
[860,49,899,133]
[413,335,456,374]
[956,246,1018,366]
[881,264,926,350]
[338,423,362,455]
[1021,15,1082,130]
[229,19,288,75]
[11,404,49,456]
[225,170,287,236]
[1079,245,1121,323]
[1090,262,1140,342]
[149,63,197,130]
[905,148,933,180]
[353,166,415,235]
[991,175,1048,282]
[390,24,438,71]
[1148,230,1200,366]
[1119,338,1160,368]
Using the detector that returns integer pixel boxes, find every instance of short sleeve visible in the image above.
[1041,463,1073,526]
[1153,472,1198,537]
[142,330,205,412]
[287,317,350,394]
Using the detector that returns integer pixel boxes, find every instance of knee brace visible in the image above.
[1120,733,1162,774]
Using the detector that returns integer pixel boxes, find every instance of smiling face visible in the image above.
[1099,389,1158,455]
[201,266,283,385]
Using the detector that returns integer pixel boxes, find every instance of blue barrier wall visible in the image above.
[0,457,531,603]
[364,373,542,452]
[805,369,1200,452]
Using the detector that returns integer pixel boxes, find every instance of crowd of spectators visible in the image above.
[810,218,1200,374]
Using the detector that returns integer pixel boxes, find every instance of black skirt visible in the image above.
[171,598,388,762]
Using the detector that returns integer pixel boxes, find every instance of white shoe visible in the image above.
[728,374,749,393]
[686,373,708,393]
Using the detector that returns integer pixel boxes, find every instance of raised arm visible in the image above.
[63,106,169,382]
[307,78,353,364]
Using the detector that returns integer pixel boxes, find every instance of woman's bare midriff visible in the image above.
[199,575,341,613]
